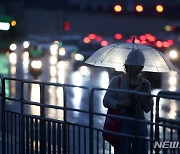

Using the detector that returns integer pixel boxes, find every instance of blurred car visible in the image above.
[27,43,44,79]
[29,57,43,79]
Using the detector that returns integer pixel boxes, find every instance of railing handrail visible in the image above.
[3,76,89,90]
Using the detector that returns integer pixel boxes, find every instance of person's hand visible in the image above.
[116,99,131,109]
[137,82,149,92]
[123,99,131,107]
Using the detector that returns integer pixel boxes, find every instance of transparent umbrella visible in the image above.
[85,42,179,73]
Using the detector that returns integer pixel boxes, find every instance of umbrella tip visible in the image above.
[132,36,135,43]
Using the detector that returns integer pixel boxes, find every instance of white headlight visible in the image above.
[169,50,178,59]
[50,44,58,55]
[23,41,30,49]
[9,52,17,64]
[75,53,84,61]
[10,43,17,51]
[50,56,57,65]
[79,66,90,76]
[31,60,42,69]
[59,47,66,56]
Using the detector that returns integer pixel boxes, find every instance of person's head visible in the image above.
[124,64,144,77]
[124,49,145,77]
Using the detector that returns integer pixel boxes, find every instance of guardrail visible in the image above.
[1,76,180,154]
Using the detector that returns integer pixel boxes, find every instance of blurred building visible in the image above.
[1,0,180,36]
[21,0,180,18]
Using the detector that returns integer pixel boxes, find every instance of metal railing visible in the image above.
[1,76,180,154]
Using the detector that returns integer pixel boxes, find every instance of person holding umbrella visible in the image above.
[103,50,154,154]
[85,40,179,153]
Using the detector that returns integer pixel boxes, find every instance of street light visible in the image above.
[114,5,122,13]
[156,5,164,13]
[136,5,144,13]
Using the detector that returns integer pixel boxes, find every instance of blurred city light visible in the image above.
[50,56,57,65]
[0,22,10,31]
[64,21,70,31]
[114,33,123,40]
[162,41,170,48]
[96,36,103,42]
[169,76,177,86]
[156,5,164,13]
[167,40,174,46]
[11,20,16,27]
[101,40,108,46]
[10,43,17,51]
[99,71,109,88]
[164,25,171,32]
[139,35,146,41]
[169,50,178,60]
[75,53,84,61]
[9,52,17,65]
[155,41,162,48]
[141,40,147,44]
[84,37,91,43]
[136,5,143,13]
[22,51,29,73]
[167,72,178,92]
[127,39,132,43]
[30,84,40,105]
[88,33,96,39]
[114,5,122,13]
[31,60,42,69]
[10,65,16,75]
[23,41,30,49]
[147,36,156,42]
[50,44,58,55]
[50,65,57,77]
[57,61,69,70]
[79,66,90,76]
[59,47,66,56]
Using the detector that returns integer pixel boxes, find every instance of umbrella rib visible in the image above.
[100,45,114,63]
[155,49,172,71]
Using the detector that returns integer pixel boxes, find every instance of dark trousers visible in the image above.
[114,115,148,154]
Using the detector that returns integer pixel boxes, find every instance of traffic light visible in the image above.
[63,21,70,31]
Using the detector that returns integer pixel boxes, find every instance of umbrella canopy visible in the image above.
[85,43,179,73]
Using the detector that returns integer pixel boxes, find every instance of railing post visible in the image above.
[2,77,6,154]
[63,86,67,154]
[155,95,160,154]
[40,83,46,153]
[89,89,94,154]
[154,91,180,154]
[20,80,25,154]
[150,104,154,154]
